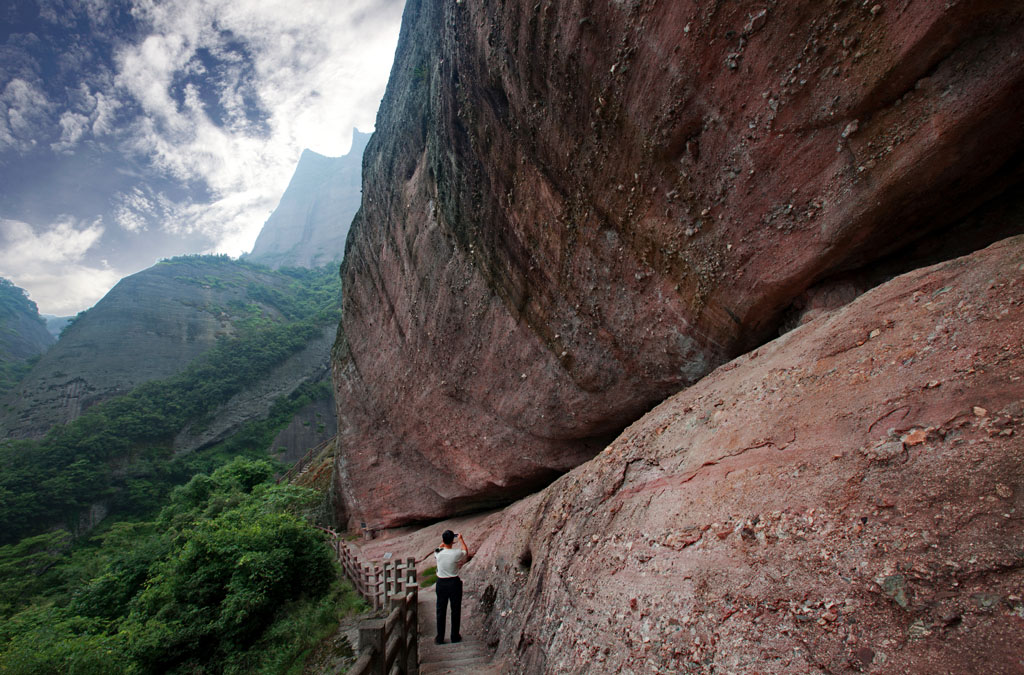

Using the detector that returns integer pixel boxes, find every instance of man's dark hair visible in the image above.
[442,530,456,545]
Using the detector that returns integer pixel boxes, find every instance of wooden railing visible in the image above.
[276,435,335,484]
[318,527,417,610]
[317,527,420,674]
[349,589,419,675]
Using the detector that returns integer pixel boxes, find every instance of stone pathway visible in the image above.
[417,585,504,675]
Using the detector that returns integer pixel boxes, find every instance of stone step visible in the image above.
[419,660,502,675]
[420,651,491,666]
[419,647,491,663]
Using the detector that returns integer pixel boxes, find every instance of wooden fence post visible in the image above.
[407,586,419,675]
[384,563,393,604]
[362,564,371,609]
[373,565,382,610]
[390,595,406,674]
[363,563,371,608]
[358,618,385,675]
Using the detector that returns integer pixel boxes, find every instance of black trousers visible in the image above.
[435,576,463,640]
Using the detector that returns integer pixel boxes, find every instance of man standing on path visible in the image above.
[434,529,470,644]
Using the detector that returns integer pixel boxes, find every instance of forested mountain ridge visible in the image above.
[0,278,53,398]
[0,258,357,671]
[0,256,343,545]
[0,141,364,671]
[0,255,338,447]
[0,458,364,673]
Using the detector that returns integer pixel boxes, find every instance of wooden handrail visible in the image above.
[347,586,419,675]
[318,526,420,674]
[275,435,335,484]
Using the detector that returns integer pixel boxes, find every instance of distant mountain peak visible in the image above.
[247,129,370,269]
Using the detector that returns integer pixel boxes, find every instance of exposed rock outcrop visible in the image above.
[172,326,337,456]
[371,237,1023,674]
[269,396,335,466]
[333,0,1024,527]
[247,130,369,269]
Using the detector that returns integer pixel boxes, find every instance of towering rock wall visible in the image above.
[333,0,1024,527]
[248,130,369,269]
[463,236,1024,674]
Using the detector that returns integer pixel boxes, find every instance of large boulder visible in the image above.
[463,235,1024,673]
[333,0,1024,527]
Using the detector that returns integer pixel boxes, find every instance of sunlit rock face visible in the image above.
[466,236,1024,674]
[333,0,1024,528]
[248,130,369,270]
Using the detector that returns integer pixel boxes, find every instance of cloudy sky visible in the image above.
[0,0,405,315]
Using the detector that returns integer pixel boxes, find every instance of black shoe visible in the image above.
[434,637,445,644]
[451,635,462,643]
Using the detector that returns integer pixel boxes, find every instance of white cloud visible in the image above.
[0,1,403,312]
[91,90,121,135]
[0,78,52,152]
[113,187,156,232]
[0,217,121,315]
[110,0,403,255]
[51,110,91,152]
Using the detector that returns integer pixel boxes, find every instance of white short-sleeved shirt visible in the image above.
[434,547,466,578]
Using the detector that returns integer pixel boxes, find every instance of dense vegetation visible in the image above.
[0,259,356,672]
[0,458,364,673]
[0,258,342,546]
[0,278,49,397]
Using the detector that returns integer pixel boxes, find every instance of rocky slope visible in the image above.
[333,0,1024,527]
[172,325,337,457]
[363,237,1024,674]
[247,130,369,269]
[0,257,334,450]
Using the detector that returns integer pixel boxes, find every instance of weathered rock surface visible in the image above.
[269,394,336,466]
[248,130,369,269]
[172,325,336,456]
[334,0,1024,526]
[447,237,1023,674]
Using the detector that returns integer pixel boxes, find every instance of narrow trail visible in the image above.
[417,585,504,675]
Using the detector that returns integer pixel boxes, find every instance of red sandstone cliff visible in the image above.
[333,0,1024,527]
[460,236,1024,673]
[359,237,1024,673]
